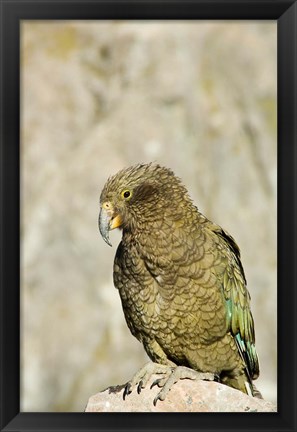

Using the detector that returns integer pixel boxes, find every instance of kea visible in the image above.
[98,163,260,404]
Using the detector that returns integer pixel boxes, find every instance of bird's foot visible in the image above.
[123,362,215,406]
[123,362,174,400]
[151,366,215,406]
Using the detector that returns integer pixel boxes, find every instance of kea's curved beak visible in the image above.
[98,204,122,247]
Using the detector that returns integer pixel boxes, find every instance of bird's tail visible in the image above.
[222,371,263,398]
[222,373,253,397]
[252,384,263,399]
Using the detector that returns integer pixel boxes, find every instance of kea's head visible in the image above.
[99,163,192,246]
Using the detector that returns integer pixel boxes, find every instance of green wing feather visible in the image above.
[208,223,259,380]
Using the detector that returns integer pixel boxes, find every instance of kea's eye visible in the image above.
[121,189,132,200]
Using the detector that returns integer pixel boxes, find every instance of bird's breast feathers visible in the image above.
[114,237,228,343]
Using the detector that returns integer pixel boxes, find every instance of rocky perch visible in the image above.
[85,376,277,412]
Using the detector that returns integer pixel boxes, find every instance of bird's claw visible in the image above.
[153,393,162,406]
[214,373,220,382]
[137,380,144,394]
[123,382,132,400]
[153,386,168,406]
[150,378,163,389]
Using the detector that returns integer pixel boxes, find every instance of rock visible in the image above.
[85,376,277,412]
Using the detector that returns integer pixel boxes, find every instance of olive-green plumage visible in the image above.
[99,163,259,396]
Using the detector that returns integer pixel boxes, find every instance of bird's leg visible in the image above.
[123,362,174,399]
[151,366,215,406]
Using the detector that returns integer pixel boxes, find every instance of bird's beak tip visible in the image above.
[99,207,113,247]
[99,230,112,247]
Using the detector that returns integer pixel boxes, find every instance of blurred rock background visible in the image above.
[20,21,277,411]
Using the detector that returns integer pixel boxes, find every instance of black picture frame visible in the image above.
[0,1,296,431]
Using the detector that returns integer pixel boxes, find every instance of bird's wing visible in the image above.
[206,222,259,380]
